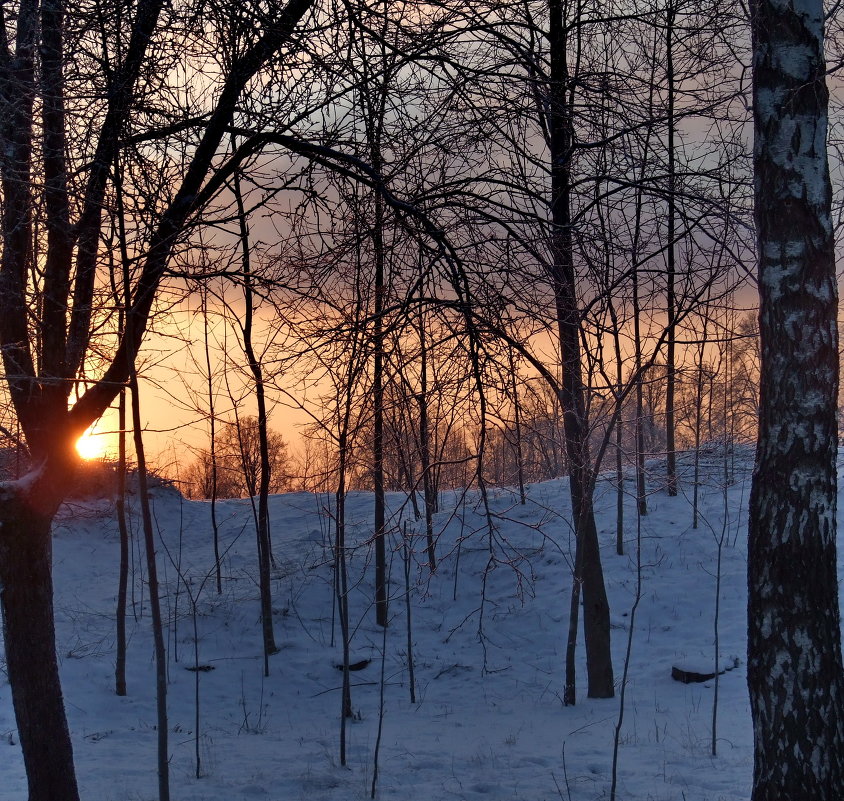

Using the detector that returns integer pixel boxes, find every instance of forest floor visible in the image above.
[0,447,775,800]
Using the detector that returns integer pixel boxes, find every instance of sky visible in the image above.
[75,292,317,473]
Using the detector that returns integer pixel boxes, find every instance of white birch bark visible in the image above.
[748,1,844,797]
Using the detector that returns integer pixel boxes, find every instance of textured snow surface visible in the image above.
[0,449,794,800]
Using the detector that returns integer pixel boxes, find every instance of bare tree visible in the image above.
[0,0,316,796]
[185,418,291,499]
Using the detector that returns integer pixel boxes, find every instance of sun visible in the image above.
[75,428,108,461]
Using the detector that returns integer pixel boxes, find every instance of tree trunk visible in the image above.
[202,287,222,595]
[336,430,354,763]
[549,0,613,703]
[509,348,527,505]
[748,1,844,798]
[373,180,388,628]
[115,387,129,696]
[664,1,678,497]
[234,157,277,665]
[129,373,170,801]
[418,303,437,570]
[0,493,80,801]
[366,49,389,628]
[692,318,708,530]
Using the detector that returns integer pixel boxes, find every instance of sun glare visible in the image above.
[76,430,107,461]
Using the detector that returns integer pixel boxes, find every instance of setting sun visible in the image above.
[75,429,108,461]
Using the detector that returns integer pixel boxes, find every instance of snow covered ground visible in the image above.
[0,451,764,800]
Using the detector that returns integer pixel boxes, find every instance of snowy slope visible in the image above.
[0,452,763,800]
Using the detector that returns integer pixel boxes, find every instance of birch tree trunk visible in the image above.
[748,1,844,797]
